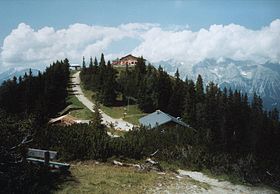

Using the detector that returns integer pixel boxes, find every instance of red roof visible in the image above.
[119,54,139,61]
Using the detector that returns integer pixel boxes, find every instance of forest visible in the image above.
[81,54,280,187]
[0,60,70,193]
[0,55,279,193]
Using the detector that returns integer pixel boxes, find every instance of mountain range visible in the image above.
[154,58,280,110]
[0,68,40,84]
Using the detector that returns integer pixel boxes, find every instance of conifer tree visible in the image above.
[157,66,172,112]
[92,102,104,130]
[94,57,98,67]
[183,80,197,126]
[89,56,94,71]
[82,56,86,69]
[100,61,117,106]
[168,69,185,117]
[195,74,204,103]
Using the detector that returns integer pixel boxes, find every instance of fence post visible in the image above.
[44,151,50,166]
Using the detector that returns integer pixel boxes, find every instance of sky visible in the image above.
[0,0,280,72]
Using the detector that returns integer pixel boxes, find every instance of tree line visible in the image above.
[0,59,70,124]
[80,54,118,106]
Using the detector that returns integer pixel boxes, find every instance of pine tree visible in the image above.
[100,53,106,67]
[270,108,279,121]
[167,69,185,117]
[94,57,98,66]
[82,56,86,69]
[205,82,221,147]
[92,102,104,130]
[89,56,94,72]
[157,66,172,112]
[249,93,264,152]
[195,74,204,103]
[183,80,197,126]
[100,61,117,106]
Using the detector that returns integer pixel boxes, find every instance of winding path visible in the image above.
[71,71,133,131]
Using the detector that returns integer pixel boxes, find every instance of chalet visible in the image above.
[139,110,189,129]
[112,54,140,66]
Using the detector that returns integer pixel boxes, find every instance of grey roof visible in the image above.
[139,110,188,128]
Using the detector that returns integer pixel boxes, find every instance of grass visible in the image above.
[66,70,93,120]
[54,161,173,194]
[67,92,93,120]
[123,113,146,126]
[80,83,146,125]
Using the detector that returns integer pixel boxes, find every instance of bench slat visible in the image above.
[27,158,70,170]
[28,148,57,159]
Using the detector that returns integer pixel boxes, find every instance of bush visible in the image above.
[41,124,110,161]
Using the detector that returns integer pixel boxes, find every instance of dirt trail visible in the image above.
[150,169,278,194]
[72,71,133,131]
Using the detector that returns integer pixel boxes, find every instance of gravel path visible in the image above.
[150,170,278,194]
[72,71,133,131]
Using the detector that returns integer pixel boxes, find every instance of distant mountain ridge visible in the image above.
[154,58,280,110]
[0,68,40,84]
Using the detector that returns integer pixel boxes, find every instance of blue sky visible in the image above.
[1,0,279,42]
[0,0,280,71]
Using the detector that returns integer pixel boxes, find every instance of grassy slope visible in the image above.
[66,94,93,120]
[67,70,93,120]
[80,83,146,125]
[55,161,173,194]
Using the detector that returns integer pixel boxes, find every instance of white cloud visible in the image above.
[0,22,156,70]
[0,20,280,71]
[132,19,280,66]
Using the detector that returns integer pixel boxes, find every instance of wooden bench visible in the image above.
[27,148,70,171]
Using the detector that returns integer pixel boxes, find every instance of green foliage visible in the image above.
[167,69,186,117]
[1,53,279,190]
[0,111,58,194]
[0,60,71,193]
[41,124,110,161]
[80,54,118,106]
[80,54,280,188]
[0,59,70,123]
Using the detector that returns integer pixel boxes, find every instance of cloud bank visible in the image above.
[132,19,280,65]
[1,19,280,71]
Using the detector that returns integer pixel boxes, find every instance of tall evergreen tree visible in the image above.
[82,56,86,69]
[168,69,185,117]
[92,102,104,130]
[183,80,197,126]
[156,66,172,112]
[89,56,94,71]
[100,61,117,106]
[195,74,204,103]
